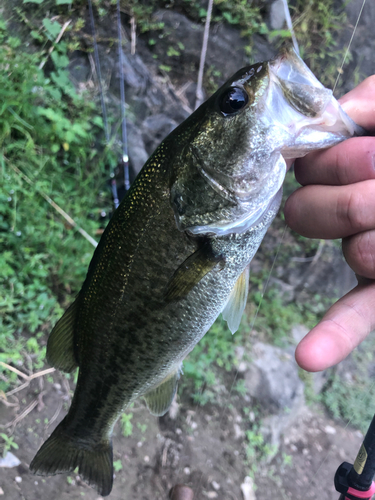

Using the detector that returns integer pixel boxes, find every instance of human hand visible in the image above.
[284,76,375,372]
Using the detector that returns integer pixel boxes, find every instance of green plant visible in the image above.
[0,433,19,457]
[245,425,276,476]
[113,459,123,472]
[322,338,375,434]
[120,412,133,437]
[0,11,113,390]
[181,317,240,405]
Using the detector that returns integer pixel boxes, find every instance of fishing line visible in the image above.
[281,0,300,55]
[217,225,289,429]
[332,0,366,95]
[195,0,213,110]
[188,225,289,499]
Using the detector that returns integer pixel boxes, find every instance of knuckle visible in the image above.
[344,190,365,230]
[356,232,375,276]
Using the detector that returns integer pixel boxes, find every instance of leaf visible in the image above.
[42,18,62,39]
[23,0,44,3]
[56,0,73,4]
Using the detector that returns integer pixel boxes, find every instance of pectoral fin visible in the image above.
[46,299,79,373]
[165,244,224,302]
[222,265,250,334]
[143,367,181,416]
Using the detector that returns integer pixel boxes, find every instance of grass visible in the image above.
[0,10,113,391]
[321,336,375,433]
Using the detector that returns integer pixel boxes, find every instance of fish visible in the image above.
[29,48,364,496]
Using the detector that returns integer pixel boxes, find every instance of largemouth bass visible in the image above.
[30,48,363,496]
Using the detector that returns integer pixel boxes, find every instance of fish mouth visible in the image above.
[266,47,365,156]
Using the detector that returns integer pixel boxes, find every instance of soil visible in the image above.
[0,372,364,500]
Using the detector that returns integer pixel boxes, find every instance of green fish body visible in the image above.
[30,49,363,496]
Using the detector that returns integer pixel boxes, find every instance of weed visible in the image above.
[245,425,277,476]
[113,459,123,472]
[181,317,240,405]
[0,9,112,390]
[120,412,133,437]
[0,433,19,457]
[322,338,375,433]
[136,422,148,434]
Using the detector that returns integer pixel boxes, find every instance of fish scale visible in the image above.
[30,48,364,496]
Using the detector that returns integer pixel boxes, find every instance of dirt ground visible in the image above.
[0,371,364,500]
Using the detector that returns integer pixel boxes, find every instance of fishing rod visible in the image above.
[334,415,375,500]
[88,0,131,209]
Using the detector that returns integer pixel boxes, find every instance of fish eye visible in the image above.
[219,87,249,116]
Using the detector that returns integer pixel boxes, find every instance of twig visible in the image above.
[195,0,213,110]
[130,16,136,55]
[0,362,29,380]
[4,399,39,431]
[0,362,56,398]
[39,20,72,70]
[7,161,98,248]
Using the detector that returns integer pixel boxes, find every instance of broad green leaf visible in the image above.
[56,0,73,4]
[23,0,44,3]
[42,18,62,38]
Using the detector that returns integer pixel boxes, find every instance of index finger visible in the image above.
[339,75,375,130]
[294,76,375,185]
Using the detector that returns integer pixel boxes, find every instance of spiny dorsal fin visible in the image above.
[165,245,224,302]
[46,299,79,373]
[222,264,250,334]
[143,366,181,416]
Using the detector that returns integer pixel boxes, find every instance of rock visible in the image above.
[291,324,309,344]
[269,0,286,30]
[245,342,305,412]
[127,123,149,175]
[0,452,21,468]
[269,277,295,302]
[211,481,220,490]
[141,113,178,154]
[241,476,256,500]
[244,342,306,450]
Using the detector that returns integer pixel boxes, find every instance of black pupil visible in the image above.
[220,87,248,115]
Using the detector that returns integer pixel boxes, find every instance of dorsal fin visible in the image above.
[46,299,79,372]
[143,366,181,416]
[222,265,250,334]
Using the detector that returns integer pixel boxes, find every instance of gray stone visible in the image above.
[0,452,21,468]
[245,342,305,413]
[291,324,309,344]
[269,0,286,31]
[141,113,178,155]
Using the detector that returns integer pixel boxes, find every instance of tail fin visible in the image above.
[30,418,113,497]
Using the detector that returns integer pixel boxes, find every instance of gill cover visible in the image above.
[170,47,364,238]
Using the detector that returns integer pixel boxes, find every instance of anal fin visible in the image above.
[46,299,79,373]
[165,244,224,302]
[143,366,181,416]
[222,264,250,334]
